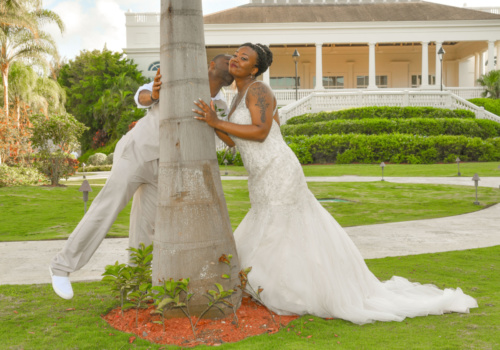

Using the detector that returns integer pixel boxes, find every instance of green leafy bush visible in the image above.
[87,153,108,166]
[216,149,243,166]
[0,164,46,187]
[281,118,500,139]
[78,164,112,172]
[285,134,500,164]
[469,98,500,117]
[79,139,118,164]
[286,107,475,125]
[106,153,114,165]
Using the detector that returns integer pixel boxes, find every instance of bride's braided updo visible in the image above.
[241,42,273,77]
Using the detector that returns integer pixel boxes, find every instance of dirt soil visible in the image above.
[102,296,299,347]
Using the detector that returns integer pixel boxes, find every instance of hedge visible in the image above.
[286,107,475,125]
[281,118,500,139]
[285,134,500,164]
[468,98,500,117]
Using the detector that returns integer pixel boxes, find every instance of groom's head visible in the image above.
[209,54,234,87]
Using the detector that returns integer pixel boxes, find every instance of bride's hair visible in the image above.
[240,43,273,77]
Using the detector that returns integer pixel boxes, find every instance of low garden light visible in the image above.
[79,180,93,214]
[472,173,480,205]
[223,158,228,176]
[82,162,87,179]
[380,162,386,181]
[456,157,461,176]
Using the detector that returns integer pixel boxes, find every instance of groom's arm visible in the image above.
[135,69,162,108]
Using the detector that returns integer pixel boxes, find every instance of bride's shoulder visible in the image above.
[246,81,274,100]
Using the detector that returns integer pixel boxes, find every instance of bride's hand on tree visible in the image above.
[193,99,219,127]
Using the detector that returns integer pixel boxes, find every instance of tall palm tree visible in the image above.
[155,0,241,318]
[0,0,64,118]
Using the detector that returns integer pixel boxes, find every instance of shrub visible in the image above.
[0,164,46,187]
[216,149,243,166]
[78,164,112,172]
[106,153,114,165]
[281,118,500,139]
[79,139,118,164]
[286,107,475,125]
[469,98,500,116]
[88,153,108,166]
[285,134,500,164]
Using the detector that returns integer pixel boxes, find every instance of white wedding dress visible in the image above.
[229,85,478,325]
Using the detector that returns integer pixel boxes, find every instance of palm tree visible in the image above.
[0,0,64,118]
[477,69,500,99]
[155,0,241,318]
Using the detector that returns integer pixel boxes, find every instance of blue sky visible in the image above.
[43,0,500,61]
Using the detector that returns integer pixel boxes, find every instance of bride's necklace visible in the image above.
[229,78,256,116]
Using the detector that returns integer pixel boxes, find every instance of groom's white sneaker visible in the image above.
[49,266,74,300]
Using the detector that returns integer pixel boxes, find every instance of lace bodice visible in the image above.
[229,88,308,206]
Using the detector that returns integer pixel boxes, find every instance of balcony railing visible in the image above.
[277,90,499,124]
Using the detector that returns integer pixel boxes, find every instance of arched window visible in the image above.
[148,61,160,71]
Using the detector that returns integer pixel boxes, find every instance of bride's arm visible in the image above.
[214,129,235,148]
[194,82,275,142]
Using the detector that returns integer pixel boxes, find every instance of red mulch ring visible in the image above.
[102,296,299,347]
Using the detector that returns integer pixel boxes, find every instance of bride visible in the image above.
[193,43,477,324]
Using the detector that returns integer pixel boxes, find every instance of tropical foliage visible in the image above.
[30,113,87,185]
[58,49,147,152]
[477,69,500,99]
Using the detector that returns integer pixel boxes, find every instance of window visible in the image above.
[313,76,344,89]
[148,61,160,71]
[356,75,388,88]
[411,75,436,88]
[270,77,300,90]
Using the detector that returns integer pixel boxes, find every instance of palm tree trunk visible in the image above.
[2,63,9,119]
[154,0,241,318]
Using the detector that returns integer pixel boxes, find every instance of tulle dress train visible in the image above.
[229,86,478,325]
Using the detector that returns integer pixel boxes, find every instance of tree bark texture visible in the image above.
[155,0,241,318]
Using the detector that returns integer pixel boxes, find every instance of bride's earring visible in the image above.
[250,74,254,80]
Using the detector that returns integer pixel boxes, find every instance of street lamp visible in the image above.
[472,173,480,205]
[292,49,300,101]
[78,179,93,214]
[380,162,386,181]
[438,47,445,91]
[456,157,461,176]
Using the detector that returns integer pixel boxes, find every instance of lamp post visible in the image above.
[292,49,300,101]
[223,158,228,176]
[438,47,445,91]
[78,180,93,214]
[380,162,386,181]
[456,157,461,176]
[472,173,480,205]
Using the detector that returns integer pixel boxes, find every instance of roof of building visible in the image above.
[204,2,500,24]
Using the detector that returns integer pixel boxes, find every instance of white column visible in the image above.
[315,42,324,90]
[478,51,484,77]
[474,52,480,85]
[496,41,500,70]
[262,43,271,85]
[368,42,377,89]
[421,41,429,88]
[435,42,442,89]
[487,41,495,73]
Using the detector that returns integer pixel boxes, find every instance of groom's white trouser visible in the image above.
[50,135,158,277]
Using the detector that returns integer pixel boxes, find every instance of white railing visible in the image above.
[277,90,500,124]
[125,13,160,24]
[470,7,500,15]
[223,87,485,110]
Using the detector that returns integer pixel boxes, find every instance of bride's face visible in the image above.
[229,46,258,79]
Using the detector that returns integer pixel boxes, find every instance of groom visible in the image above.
[49,54,234,300]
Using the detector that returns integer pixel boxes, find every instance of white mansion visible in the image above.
[124,0,500,121]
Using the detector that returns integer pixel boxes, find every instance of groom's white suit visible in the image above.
[50,83,228,277]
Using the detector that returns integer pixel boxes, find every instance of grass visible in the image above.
[220,162,500,177]
[0,245,498,349]
[1,180,500,241]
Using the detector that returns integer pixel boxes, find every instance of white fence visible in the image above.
[224,87,485,110]
[277,90,500,124]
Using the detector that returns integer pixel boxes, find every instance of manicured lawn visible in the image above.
[0,246,498,349]
[1,179,499,242]
[221,162,500,177]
